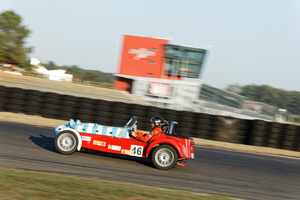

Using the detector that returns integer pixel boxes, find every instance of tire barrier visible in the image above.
[194,113,215,140]
[266,122,283,149]
[76,97,97,122]
[282,124,299,151]
[41,92,62,119]
[112,101,132,126]
[25,89,45,115]
[249,120,270,147]
[212,116,245,144]
[0,86,9,111]
[177,111,196,137]
[130,104,149,130]
[0,85,300,151]
[59,95,79,120]
[95,100,115,126]
[6,87,28,113]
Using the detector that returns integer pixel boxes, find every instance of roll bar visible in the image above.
[169,121,178,135]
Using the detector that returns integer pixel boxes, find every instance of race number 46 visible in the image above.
[130,145,143,157]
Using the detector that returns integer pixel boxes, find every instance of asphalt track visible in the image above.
[0,122,300,200]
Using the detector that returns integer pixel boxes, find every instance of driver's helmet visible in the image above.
[150,116,165,128]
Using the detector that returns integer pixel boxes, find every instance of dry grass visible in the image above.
[0,168,232,200]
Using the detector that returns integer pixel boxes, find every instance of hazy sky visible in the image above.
[2,0,300,91]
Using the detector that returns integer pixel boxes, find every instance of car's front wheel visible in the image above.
[152,144,178,170]
[55,131,78,155]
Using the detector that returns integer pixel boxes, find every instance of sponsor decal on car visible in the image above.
[121,149,134,155]
[93,140,106,147]
[81,136,91,142]
[108,145,121,151]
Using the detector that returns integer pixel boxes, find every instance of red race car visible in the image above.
[54,117,194,170]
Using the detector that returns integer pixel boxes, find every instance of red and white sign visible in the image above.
[149,82,171,97]
[128,48,156,60]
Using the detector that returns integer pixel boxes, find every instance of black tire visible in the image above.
[28,89,43,96]
[269,133,280,139]
[26,102,41,108]
[10,87,27,95]
[177,127,192,137]
[284,130,297,136]
[111,119,128,126]
[60,112,76,118]
[62,100,77,107]
[43,104,60,110]
[152,144,178,170]
[77,113,92,122]
[113,106,128,114]
[55,131,78,155]
[61,106,76,113]
[27,96,44,103]
[24,106,40,115]
[6,104,23,113]
[45,92,60,99]
[130,109,146,116]
[8,93,27,101]
[79,97,95,104]
[270,127,281,134]
[9,99,24,105]
[284,135,295,141]
[113,113,129,120]
[46,98,61,104]
[0,90,7,98]
[97,105,112,112]
[63,95,78,102]
[114,102,129,108]
[77,108,92,115]
[285,124,297,131]
[252,130,266,137]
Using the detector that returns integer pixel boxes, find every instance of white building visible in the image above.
[31,58,73,82]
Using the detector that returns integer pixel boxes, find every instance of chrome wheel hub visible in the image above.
[58,133,76,151]
[155,148,174,167]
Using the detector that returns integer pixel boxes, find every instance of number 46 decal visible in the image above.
[130,145,143,157]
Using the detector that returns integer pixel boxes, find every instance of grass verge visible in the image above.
[0,168,232,200]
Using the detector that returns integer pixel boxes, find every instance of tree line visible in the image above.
[0,10,31,68]
[0,10,112,83]
[43,61,114,83]
[226,84,300,115]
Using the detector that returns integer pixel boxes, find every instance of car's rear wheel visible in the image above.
[152,144,178,170]
[55,131,78,155]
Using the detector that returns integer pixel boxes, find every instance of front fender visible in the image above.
[57,127,82,151]
[145,137,185,158]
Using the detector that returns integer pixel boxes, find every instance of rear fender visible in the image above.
[57,128,82,151]
[145,138,185,158]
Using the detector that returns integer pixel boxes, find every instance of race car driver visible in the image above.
[131,116,167,142]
